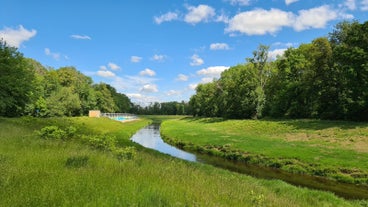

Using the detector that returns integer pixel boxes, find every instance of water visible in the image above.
[130,124,196,162]
[130,124,368,200]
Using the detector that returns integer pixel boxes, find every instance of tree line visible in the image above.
[0,40,132,117]
[130,101,191,115]
[189,21,368,121]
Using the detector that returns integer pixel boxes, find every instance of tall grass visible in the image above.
[0,117,363,206]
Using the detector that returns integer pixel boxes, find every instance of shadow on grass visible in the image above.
[181,117,227,123]
[262,118,368,130]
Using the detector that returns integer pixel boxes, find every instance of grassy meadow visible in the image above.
[161,118,368,186]
[0,116,366,206]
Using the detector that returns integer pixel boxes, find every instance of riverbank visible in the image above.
[161,118,368,187]
[0,116,365,206]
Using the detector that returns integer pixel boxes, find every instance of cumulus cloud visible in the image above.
[140,84,158,93]
[45,48,61,60]
[131,56,142,63]
[176,74,189,81]
[293,5,338,31]
[197,66,230,76]
[154,12,179,24]
[285,0,299,5]
[184,4,216,24]
[188,83,198,90]
[268,48,287,60]
[97,70,116,78]
[139,68,156,77]
[190,54,204,66]
[70,34,91,40]
[108,62,121,70]
[210,43,230,50]
[227,0,251,6]
[225,5,345,35]
[151,54,166,62]
[0,25,36,47]
[226,8,294,35]
[99,65,108,71]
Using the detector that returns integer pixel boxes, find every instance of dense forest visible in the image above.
[0,40,132,117]
[189,21,368,121]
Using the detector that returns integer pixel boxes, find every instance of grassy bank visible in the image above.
[161,118,368,186]
[0,116,364,206]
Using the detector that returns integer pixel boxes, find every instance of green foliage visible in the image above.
[37,125,77,140]
[113,146,137,160]
[189,20,368,121]
[82,134,117,151]
[0,39,35,117]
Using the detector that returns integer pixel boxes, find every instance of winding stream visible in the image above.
[130,124,368,200]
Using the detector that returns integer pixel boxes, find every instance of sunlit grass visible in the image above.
[0,117,364,206]
[161,118,368,185]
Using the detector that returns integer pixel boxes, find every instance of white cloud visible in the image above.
[362,0,368,11]
[70,34,91,40]
[97,70,116,78]
[151,54,166,62]
[343,0,356,10]
[108,62,121,70]
[188,83,198,90]
[0,25,36,47]
[293,5,338,31]
[268,48,287,60]
[184,4,216,24]
[210,43,230,50]
[226,8,294,35]
[127,93,160,105]
[227,0,251,6]
[45,48,61,60]
[154,12,179,24]
[197,66,230,78]
[167,90,182,96]
[285,0,299,6]
[139,68,156,77]
[131,56,142,63]
[99,65,108,71]
[190,54,204,66]
[140,84,158,93]
[176,74,189,81]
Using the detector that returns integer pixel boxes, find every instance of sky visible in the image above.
[1,0,367,105]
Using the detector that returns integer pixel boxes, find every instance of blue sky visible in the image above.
[1,0,367,105]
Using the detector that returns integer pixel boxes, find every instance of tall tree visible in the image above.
[247,44,271,119]
[0,40,35,117]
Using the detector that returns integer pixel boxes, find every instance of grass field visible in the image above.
[161,118,368,186]
[0,116,366,206]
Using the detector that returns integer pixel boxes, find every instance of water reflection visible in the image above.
[130,124,197,162]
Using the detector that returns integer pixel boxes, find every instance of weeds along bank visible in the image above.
[161,118,368,187]
[0,117,364,206]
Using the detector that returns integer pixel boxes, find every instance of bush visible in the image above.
[37,125,77,140]
[113,147,137,160]
[81,134,117,151]
[37,126,67,140]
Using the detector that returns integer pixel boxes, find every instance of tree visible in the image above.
[246,44,271,119]
[0,39,35,117]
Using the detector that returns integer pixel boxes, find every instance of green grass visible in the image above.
[0,116,365,206]
[161,118,368,185]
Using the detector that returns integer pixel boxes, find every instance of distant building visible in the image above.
[89,110,101,117]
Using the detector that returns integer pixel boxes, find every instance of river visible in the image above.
[130,124,368,200]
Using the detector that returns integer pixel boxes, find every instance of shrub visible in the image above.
[113,147,137,160]
[82,134,117,151]
[37,126,67,140]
